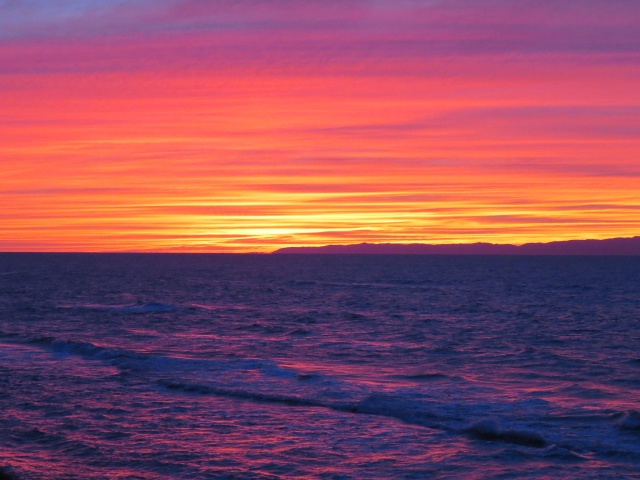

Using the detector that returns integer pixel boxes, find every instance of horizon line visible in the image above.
[1,235,639,255]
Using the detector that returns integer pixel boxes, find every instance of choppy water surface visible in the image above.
[0,253,638,479]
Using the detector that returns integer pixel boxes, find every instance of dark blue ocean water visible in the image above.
[0,253,639,479]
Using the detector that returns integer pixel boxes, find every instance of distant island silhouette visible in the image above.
[273,236,640,255]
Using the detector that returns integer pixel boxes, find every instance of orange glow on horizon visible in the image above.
[2,2,640,252]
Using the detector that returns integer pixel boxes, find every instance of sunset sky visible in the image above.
[2,0,639,252]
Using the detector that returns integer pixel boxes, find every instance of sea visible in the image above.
[0,253,638,479]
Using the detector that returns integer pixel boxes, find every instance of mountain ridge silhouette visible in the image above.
[273,236,640,255]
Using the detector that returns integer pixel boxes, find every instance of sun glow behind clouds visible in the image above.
[1,0,640,252]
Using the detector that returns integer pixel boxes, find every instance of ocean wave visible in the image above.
[59,302,178,314]
[612,410,640,431]
[392,372,457,382]
[462,419,547,448]
[0,333,554,451]
[3,333,631,458]
[159,380,329,408]
[538,445,590,461]
[156,381,556,450]
[0,465,20,480]
[288,328,312,336]
[16,334,304,387]
[492,444,587,462]
[158,381,452,428]
[27,336,141,362]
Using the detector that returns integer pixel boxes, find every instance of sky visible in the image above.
[2,0,639,253]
